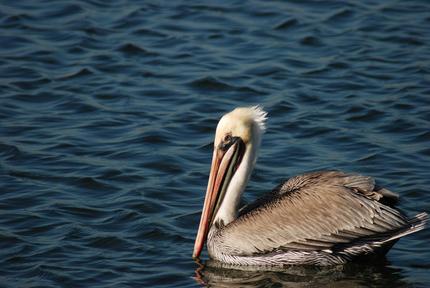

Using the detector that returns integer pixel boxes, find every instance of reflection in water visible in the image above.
[194,258,411,287]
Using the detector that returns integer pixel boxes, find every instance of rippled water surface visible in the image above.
[1,0,429,287]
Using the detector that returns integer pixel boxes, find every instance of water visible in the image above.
[0,0,429,287]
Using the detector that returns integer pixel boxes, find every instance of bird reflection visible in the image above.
[194,258,410,287]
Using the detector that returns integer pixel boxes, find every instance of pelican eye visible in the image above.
[219,134,234,151]
[224,134,232,143]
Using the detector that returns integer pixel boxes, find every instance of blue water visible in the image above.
[1,0,429,287]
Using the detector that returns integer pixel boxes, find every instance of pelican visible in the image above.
[193,106,427,266]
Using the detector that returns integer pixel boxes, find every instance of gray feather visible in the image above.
[208,171,428,266]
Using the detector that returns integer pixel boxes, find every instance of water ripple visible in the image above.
[0,0,429,287]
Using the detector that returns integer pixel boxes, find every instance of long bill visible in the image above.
[192,140,244,258]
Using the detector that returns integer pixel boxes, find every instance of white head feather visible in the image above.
[211,106,268,226]
[214,106,267,147]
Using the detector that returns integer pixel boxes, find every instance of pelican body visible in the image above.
[193,106,427,266]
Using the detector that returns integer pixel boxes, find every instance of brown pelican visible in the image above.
[193,106,427,266]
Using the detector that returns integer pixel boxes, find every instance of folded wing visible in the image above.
[217,171,412,256]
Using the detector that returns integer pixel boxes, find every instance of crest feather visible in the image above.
[249,105,268,132]
[227,105,267,132]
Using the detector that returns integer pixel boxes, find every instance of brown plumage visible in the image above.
[215,171,414,255]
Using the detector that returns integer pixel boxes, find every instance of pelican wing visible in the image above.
[216,171,409,256]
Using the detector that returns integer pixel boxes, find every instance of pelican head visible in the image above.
[193,106,267,258]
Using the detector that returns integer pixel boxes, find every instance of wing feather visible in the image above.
[215,171,409,256]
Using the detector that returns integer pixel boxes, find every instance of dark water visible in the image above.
[1,0,429,287]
